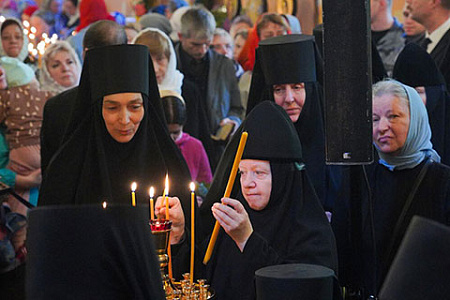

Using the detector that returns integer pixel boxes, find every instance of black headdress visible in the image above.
[39,45,192,221]
[312,24,386,84]
[380,216,450,299]
[393,43,450,164]
[27,205,165,299]
[205,101,338,299]
[245,34,330,207]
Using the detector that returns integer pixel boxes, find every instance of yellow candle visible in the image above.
[149,187,155,220]
[131,182,137,207]
[203,131,248,264]
[163,174,172,279]
[168,242,173,279]
[164,174,169,220]
[190,182,195,284]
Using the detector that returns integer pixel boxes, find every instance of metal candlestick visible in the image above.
[150,220,215,299]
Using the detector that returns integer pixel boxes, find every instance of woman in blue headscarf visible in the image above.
[333,80,450,299]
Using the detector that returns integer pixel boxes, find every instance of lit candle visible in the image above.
[163,174,172,279]
[149,187,155,220]
[102,201,107,209]
[131,182,137,207]
[190,182,195,284]
[37,41,45,69]
[27,43,34,57]
[30,26,36,34]
[204,131,248,264]
[164,174,169,220]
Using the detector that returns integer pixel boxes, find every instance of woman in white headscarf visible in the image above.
[0,18,32,64]
[169,6,190,42]
[39,40,81,95]
[132,27,183,95]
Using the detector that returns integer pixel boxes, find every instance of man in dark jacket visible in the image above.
[174,6,243,169]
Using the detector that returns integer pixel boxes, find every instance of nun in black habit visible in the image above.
[163,101,338,299]
[207,101,338,299]
[38,44,193,220]
[246,34,340,212]
[199,34,337,238]
[393,42,450,165]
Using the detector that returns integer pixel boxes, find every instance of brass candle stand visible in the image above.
[150,219,215,299]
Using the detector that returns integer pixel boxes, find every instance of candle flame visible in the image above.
[22,20,29,28]
[28,43,34,52]
[37,41,45,51]
[164,174,169,196]
[0,16,6,23]
[30,26,36,34]
[149,186,154,198]
[102,201,107,209]
[131,182,137,192]
[23,29,28,35]
[29,33,35,40]
[42,33,48,39]
[190,182,195,192]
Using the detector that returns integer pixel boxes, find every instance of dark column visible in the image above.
[322,0,373,164]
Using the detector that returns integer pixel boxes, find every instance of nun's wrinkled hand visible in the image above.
[212,197,253,252]
[155,196,185,244]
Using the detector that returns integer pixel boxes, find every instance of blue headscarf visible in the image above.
[376,81,441,170]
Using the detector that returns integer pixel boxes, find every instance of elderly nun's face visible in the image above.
[414,86,426,105]
[273,83,306,123]
[372,93,410,155]
[102,93,144,143]
[239,159,272,211]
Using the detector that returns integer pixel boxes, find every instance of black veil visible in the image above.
[39,45,193,222]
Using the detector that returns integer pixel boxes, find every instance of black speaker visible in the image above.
[323,0,373,164]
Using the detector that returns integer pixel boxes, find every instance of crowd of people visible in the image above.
[0,0,450,299]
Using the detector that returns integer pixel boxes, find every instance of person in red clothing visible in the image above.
[75,0,114,32]
[161,90,213,199]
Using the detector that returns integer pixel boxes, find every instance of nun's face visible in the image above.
[372,94,410,155]
[259,22,287,41]
[1,23,23,58]
[239,159,272,211]
[102,93,144,143]
[414,86,426,105]
[273,83,306,123]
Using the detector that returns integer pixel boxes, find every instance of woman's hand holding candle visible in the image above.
[211,197,253,252]
[155,196,185,244]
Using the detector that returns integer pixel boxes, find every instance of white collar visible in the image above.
[426,17,450,53]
